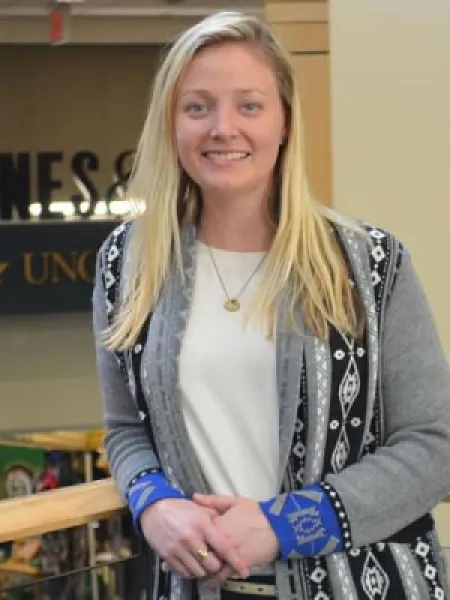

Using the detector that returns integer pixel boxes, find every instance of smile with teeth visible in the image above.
[203,151,250,161]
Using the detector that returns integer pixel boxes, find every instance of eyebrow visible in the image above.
[180,88,267,97]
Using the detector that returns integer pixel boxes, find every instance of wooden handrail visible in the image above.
[0,478,126,543]
[0,478,448,544]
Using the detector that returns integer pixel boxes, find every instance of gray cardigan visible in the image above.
[93,221,450,600]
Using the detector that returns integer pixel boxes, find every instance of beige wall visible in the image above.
[330,0,450,359]
[0,314,102,433]
[293,52,331,205]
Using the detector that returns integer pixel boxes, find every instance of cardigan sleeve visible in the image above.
[325,248,450,548]
[92,244,161,498]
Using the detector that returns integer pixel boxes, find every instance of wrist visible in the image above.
[139,496,184,525]
[127,471,186,532]
[259,484,344,559]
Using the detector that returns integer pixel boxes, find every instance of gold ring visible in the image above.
[197,547,209,560]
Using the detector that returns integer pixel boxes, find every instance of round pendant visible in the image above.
[224,298,240,312]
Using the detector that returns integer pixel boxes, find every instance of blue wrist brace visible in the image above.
[127,471,186,529]
[259,484,344,559]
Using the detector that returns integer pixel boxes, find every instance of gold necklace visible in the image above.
[205,243,267,312]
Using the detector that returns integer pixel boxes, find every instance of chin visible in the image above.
[200,178,253,196]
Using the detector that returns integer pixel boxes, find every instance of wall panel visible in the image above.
[1,45,161,212]
[266,0,331,205]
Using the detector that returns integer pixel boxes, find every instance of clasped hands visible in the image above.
[140,493,279,586]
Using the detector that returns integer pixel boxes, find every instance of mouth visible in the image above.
[202,151,251,162]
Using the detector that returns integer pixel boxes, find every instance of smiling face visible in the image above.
[174,42,286,204]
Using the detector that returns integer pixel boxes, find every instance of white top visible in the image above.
[179,242,279,501]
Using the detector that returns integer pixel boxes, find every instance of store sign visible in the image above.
[0,221,117,314]
[0,150,133,220]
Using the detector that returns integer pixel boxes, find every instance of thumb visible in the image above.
[193,493,239,512]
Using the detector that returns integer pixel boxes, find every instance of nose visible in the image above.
[209,105,238,139]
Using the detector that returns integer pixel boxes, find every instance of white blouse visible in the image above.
[179,242,279,501]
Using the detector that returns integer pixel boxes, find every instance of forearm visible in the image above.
[325,426,450,548]
[104,423,162,498]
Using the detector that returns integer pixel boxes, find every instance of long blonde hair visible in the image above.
[106,11,364,350]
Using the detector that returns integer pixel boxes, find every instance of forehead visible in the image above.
[177,42,278,93]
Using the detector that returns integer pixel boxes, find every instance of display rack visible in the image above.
[0,429,106,600]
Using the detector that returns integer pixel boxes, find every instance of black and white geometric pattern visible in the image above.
[391,544,421,600]
[325,328,368,475]
[291,366,307,488]
[334,543,409,600]
[361,226,403,455]
[412,535,446,600]
[305,557,333,600]
[360,549,390,600]
[101,221,157,455]
[311,338,331,481]
[321,482,352,551]
[291,363,308,486]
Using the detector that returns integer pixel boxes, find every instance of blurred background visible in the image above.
[0,0,449,597]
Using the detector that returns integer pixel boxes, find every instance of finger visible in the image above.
[203,524,249,579]
[185,541,222,576]
[163,557,192,579]
[175,550,208,579]
[207,564,234,587]
[193,494,238,512]
[196,550,222,576]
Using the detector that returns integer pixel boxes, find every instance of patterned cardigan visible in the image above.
[93,220,450,600]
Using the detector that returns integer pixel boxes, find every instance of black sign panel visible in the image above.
[0,220,118,314]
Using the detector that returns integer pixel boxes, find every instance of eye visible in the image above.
[185,102,208,115]
[241,101,262,114]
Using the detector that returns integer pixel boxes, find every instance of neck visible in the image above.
[198,188,275,252]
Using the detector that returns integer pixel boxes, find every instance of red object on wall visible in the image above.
[50,10,64,44]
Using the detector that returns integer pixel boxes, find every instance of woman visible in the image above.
[93,11,450,600]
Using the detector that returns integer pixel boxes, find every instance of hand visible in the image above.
[193,494,279,585]
[140,498,249,581]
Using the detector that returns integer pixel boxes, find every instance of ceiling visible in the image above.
[0,0,264,17]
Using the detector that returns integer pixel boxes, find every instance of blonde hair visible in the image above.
[106,11,364,350]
